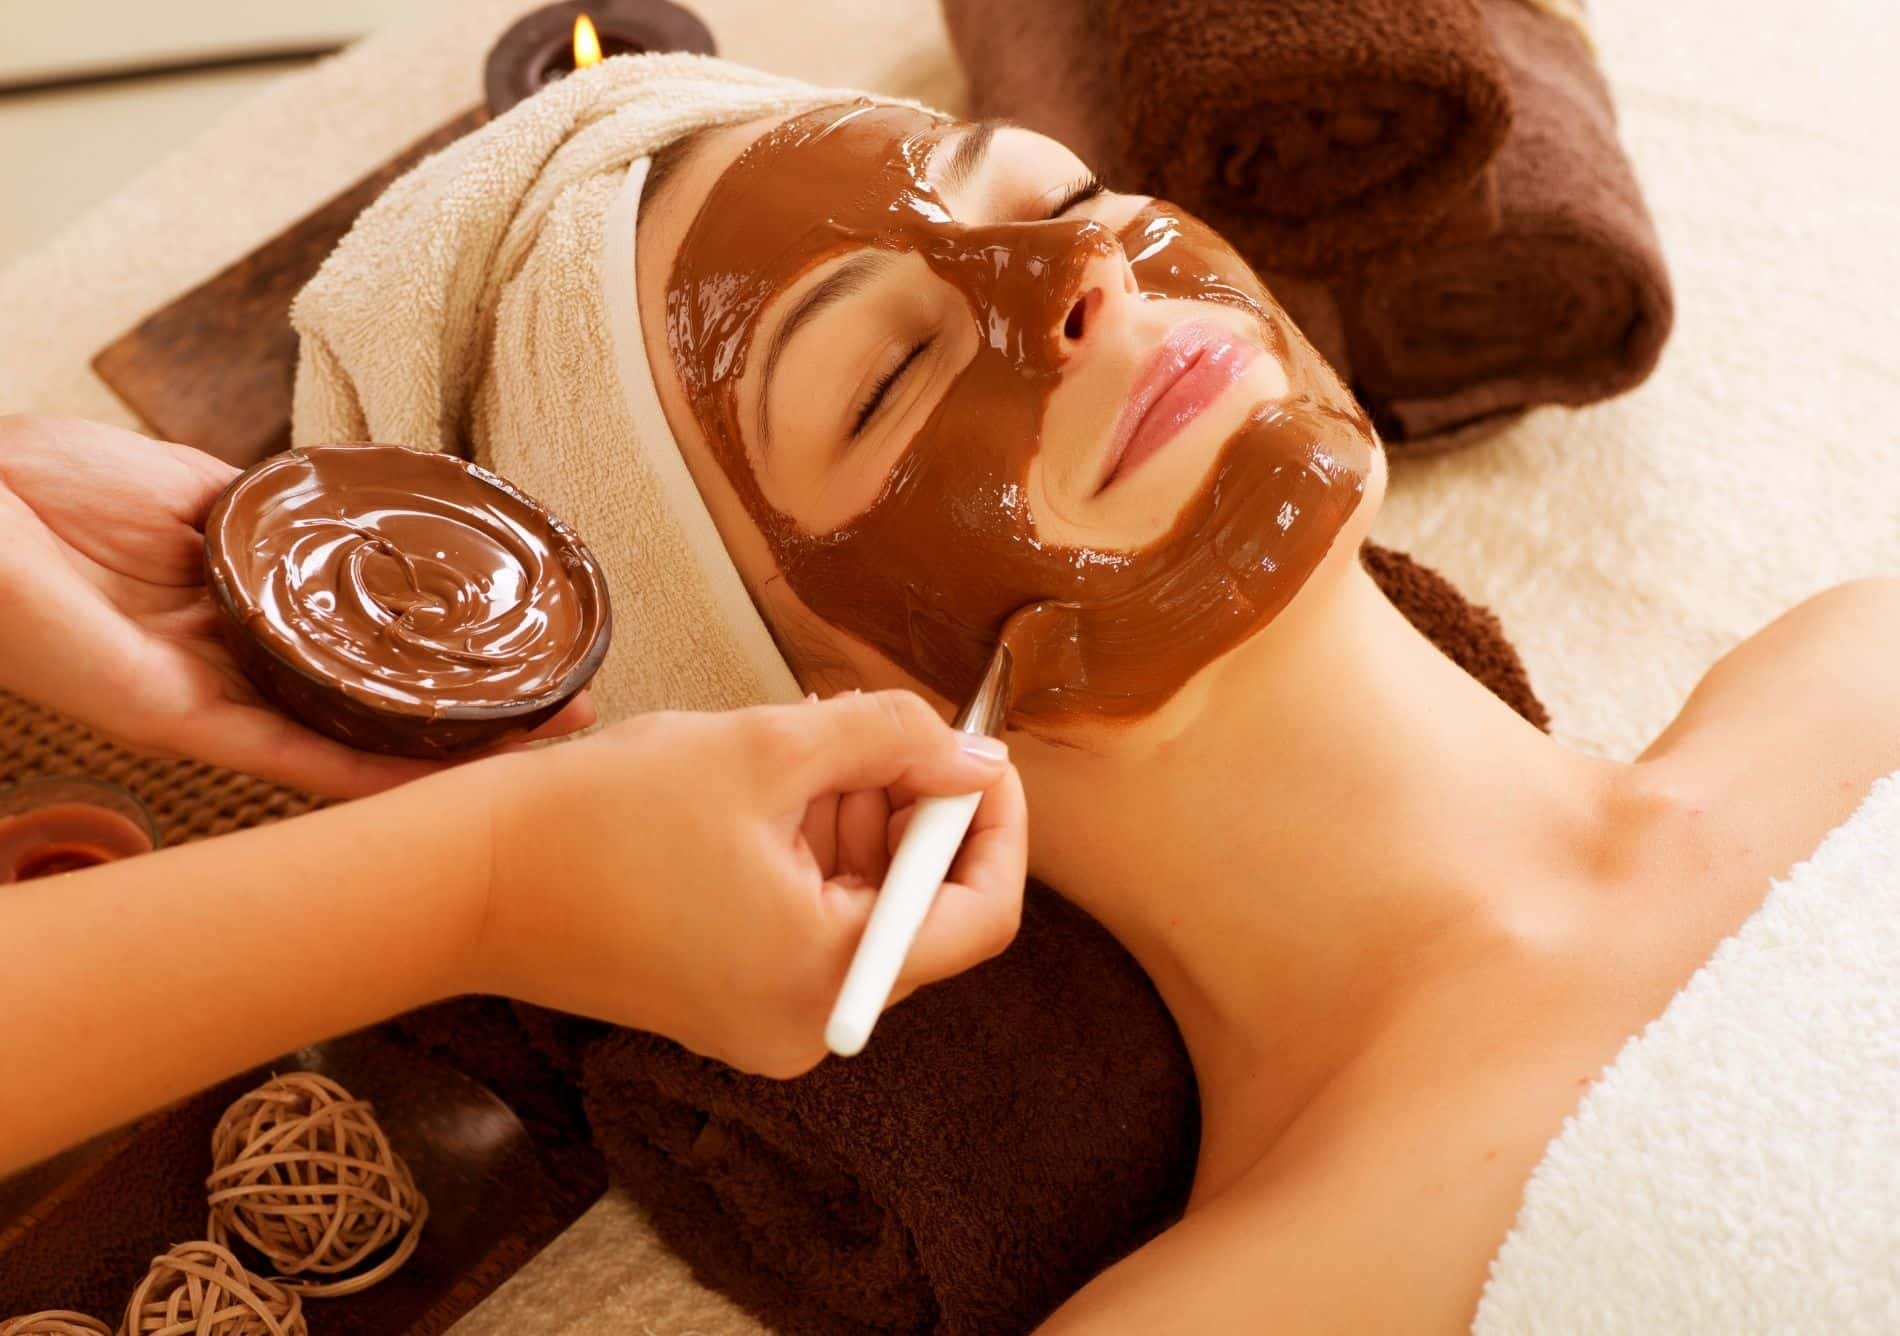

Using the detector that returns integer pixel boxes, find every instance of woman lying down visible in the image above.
[293,54,1900,1333]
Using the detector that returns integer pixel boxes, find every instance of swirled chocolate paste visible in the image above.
[665,103,1374,723]
[205,445,603,715]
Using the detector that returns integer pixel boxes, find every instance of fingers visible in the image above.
[157,699,442,799]
[801,790,840,872]
[158,657,585,799]
[787,690,1008,800]
[818,762,1027,1027]
[293,694,595,795]
[950,764,1029,909]
[892,764,1028,992]
[267,736,442,800]
[474,692,599,764]
[154,434,242,521]
[5,417,240,584]
[836,786,892,883]
[518,691,598,741]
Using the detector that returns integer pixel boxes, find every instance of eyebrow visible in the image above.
[752,121,1008,452]
[757,250,900,452]
[938,118,1009,196]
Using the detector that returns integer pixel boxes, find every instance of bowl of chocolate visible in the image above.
[204,444,611,759]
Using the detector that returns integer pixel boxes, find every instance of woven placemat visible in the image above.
[0,688,323,848]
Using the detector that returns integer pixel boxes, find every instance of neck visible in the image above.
[1018,553,1630,1195]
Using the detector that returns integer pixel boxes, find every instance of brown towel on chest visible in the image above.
[579,545,1546,1336]
[1088,0,1513,274]
[1339,0,1674,440]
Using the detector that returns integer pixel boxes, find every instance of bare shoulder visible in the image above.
[1714,577,1900,676]
[1034,1180,1336,1335]
[1650,579,1900,753]
[1645,578,1900,829]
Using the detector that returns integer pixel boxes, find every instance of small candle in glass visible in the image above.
[483,1,716,117]
[0,777,160,884]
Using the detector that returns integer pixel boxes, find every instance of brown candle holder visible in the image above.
[0,777,158,884]
[484,0,717,117]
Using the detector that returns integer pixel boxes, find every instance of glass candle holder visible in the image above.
[0,777,160,884]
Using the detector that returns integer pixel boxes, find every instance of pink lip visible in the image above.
[1096,322,1260,494]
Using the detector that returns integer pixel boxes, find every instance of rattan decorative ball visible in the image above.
[120,1242,305,1336]
[0,1313,111,1336]
[206,1071,428,1297]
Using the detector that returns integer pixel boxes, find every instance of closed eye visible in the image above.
[842,171,1102,441]
[1048,174,1106,219]
[851,338,931,437]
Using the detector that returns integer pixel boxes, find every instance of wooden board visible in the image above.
[91,106,488,468]
[0,1023,606,1333]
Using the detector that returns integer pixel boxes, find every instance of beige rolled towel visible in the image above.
[291,53,875,723]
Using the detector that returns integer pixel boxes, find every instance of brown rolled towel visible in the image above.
[942,0,1360,375]
[943,0,1672,450]
[579,545,1546,1336]
[1093,0,1513,274]
[585,887,1197,1336]
[1338,0,1674,440]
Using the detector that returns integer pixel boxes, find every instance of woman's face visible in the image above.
[638,105,1382,728]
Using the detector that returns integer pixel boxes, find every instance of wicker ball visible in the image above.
[206,1071,428,1297]
[0,1313,111,1336]
[120,1242,305,1336]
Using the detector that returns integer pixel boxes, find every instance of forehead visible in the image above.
[642,104,950,294]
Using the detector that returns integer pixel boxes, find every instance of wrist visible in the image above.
[447,742,558,999]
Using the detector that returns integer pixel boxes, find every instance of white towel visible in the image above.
[290,53,890,723]
[1476,770,1900,1334]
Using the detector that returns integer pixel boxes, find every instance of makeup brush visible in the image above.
[824,635,1015,1058]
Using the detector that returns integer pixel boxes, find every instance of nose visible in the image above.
[1056,244,1137,360]
[927,216,1133,372]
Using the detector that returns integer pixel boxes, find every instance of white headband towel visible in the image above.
[291,53,910,722]
[600,154,799,708]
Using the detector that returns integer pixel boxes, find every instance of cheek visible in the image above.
[669,418,813,642]
[764,584,940,699]
[728,197,1374,724]
[1033,303,1292,547]
[751,446,879,534]
[746,282,983,536]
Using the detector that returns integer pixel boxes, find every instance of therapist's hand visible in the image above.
[0,415,591,797]
[473,690,1028,1077]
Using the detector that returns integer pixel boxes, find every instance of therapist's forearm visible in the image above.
[0,754,510,1173]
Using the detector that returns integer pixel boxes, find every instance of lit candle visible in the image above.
[0,778,158,884]
[484,0,716,118]
[573,13,605,68]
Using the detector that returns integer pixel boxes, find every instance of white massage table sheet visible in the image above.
[0,0,1894,1330]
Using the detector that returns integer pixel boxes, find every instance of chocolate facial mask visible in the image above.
[667,104,1373,723]
[204,444,610,757]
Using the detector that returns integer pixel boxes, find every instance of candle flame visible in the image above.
[573,14,603,69]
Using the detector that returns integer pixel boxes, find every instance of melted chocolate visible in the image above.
[666,104,1374,724]
[205,445,610,756]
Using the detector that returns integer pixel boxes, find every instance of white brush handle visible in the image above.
[825,789,984,1057]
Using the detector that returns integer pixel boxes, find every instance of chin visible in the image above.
[1325,438,1386,562]
[1266,419,1385,589]
[1358,436,1390,517]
